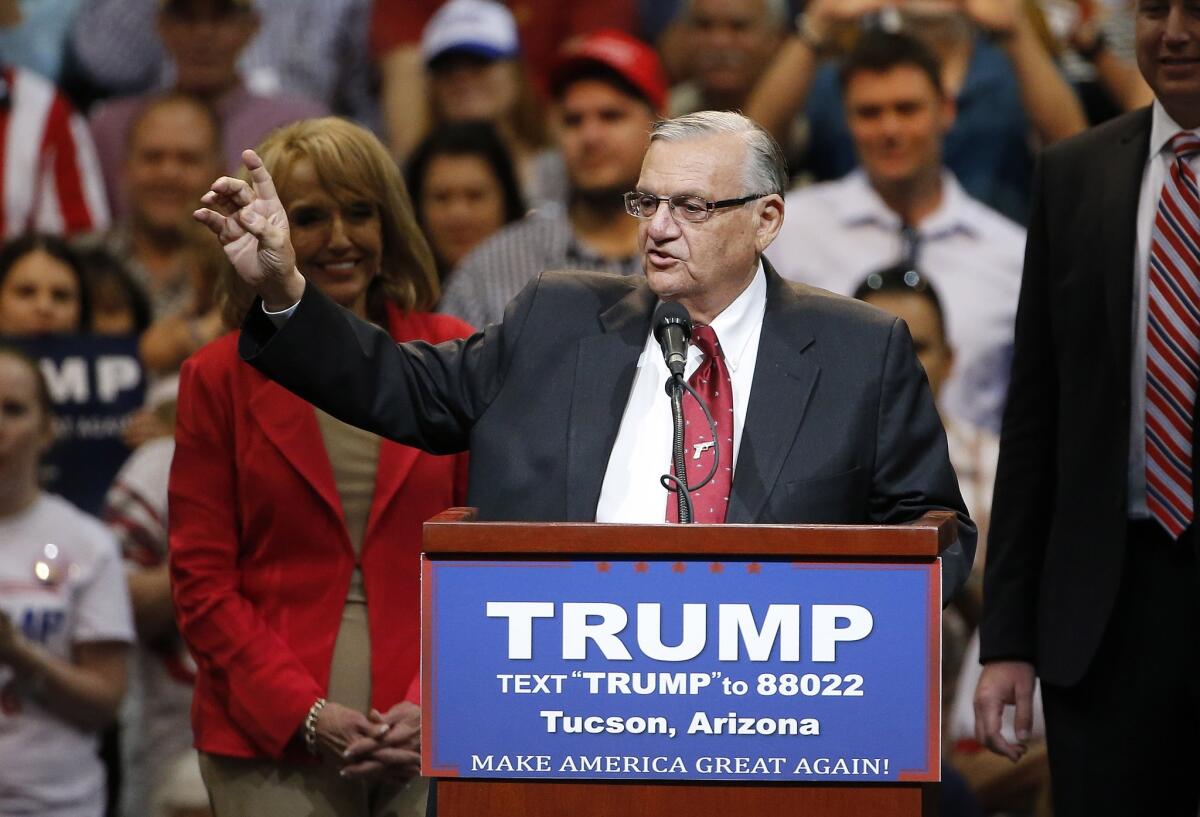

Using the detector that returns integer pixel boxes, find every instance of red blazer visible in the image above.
[169,306,473,760]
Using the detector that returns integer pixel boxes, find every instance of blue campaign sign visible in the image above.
[422,557,940,783]
[7,334,145,514]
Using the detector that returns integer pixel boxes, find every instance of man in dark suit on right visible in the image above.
[974,1,1200,813]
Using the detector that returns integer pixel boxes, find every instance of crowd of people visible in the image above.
[0,0,1175,815]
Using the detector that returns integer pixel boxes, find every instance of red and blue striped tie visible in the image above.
[1146,131,1200,539]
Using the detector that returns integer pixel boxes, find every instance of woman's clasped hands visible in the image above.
[310,700,422,781]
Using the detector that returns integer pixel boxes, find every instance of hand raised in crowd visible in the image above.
[803,0,890,45]
[973,659,1037,762]
[958,0,1025,37]
[803,0,1024,40]
[1066,0,1105,53]
[193,150,305,311]
[340,702,422,781]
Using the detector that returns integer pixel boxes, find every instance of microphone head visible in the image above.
[652,302,693,342]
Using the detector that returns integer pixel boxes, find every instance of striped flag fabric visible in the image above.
[0,66,110,239]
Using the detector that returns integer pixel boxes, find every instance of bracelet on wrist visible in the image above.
[304,697,327,756]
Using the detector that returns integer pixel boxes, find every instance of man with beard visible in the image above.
[437,30,665,329]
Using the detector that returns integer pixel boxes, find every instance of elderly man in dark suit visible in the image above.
[194,110,973,595]
[974,1,1200,814]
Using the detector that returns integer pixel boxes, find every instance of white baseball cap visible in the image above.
[421,0,520,66]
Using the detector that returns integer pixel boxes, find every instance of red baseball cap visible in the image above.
[549,30,668,115]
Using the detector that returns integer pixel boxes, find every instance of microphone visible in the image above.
[653,302,692,379]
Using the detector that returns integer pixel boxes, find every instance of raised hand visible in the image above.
[193,149,305,310]
[959,0,1024,37]
[805,0,890,43]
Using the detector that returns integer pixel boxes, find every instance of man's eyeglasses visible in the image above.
[623,191,770,223]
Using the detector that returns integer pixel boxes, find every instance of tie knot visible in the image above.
[691,325,722,360]
[1170,131,1200,161]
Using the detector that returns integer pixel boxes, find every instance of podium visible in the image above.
[421,508,954,817]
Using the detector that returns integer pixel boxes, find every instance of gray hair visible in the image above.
[650,110,788,196]
[684,0,789,28]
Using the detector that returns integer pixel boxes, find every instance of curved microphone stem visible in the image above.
[668,376,693,523]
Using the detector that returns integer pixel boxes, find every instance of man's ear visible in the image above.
[755,194,785,254]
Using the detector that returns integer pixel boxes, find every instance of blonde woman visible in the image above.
[171,118,472,816]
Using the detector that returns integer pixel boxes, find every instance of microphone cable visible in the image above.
[661,374,721,522]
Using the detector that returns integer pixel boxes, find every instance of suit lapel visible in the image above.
[566,284,656,521]
[1101,107,1153,379]
[728,264,818,523]
[248,379,345,528]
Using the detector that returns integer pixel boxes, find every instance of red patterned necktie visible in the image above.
[1146,131,1200,539]
[665,325,734,523]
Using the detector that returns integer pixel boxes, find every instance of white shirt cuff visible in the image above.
[262,299,300,327]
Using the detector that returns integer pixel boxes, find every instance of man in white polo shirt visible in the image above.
[766,29,1024,434]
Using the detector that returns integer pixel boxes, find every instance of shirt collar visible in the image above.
[837,169,978,241]
[1149,99,1200,162]
[703,259,766,374]
[640,261,766,373]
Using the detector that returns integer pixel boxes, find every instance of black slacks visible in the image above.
[1041,520,1200,817]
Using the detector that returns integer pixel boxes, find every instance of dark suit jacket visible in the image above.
[982,107,1160,686]
[240,263,975,598]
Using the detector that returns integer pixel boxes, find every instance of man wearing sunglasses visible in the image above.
[197,109,975,605]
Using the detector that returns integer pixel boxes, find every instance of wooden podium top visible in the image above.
[423,508,957,559]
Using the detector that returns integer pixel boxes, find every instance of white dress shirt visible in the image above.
[595,264,766,523]
[1128,101,1200,517]
[766,170,1025,434]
